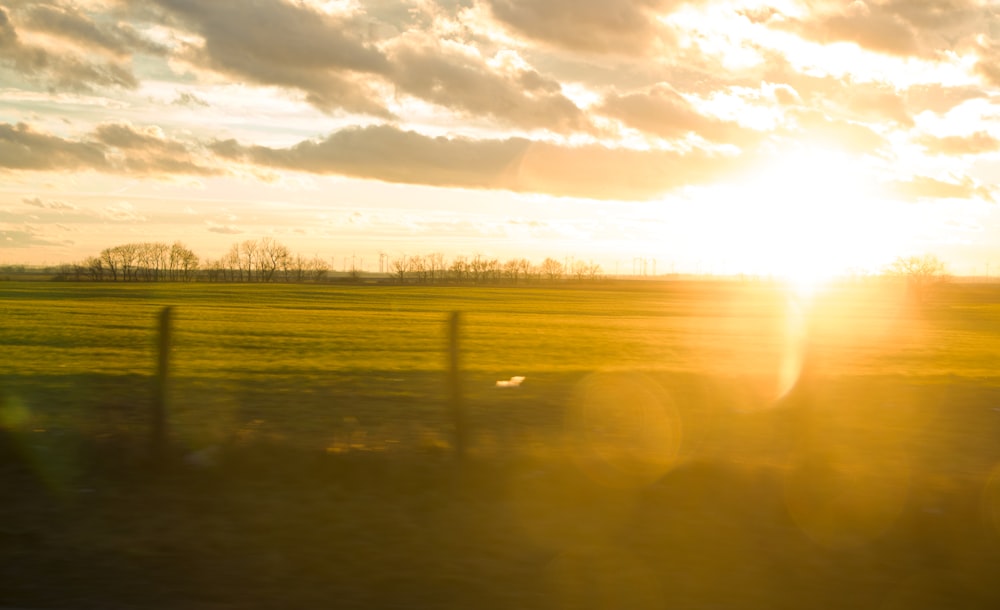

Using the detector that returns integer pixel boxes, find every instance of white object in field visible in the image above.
[496,376,526,388]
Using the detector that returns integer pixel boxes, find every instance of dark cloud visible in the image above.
[388,39,589,132]
[916,132,1000,156]
[150,0,393,116]
[599,85,762,146]
[211,124,743,200]
[792,7,921,56]
[92,123,222,176]
[21,3,164,57]
[0,6,139,90]
[0,0,992,210]
[148,0,594,129]
[211,125,532,189]
[774,0,991,59]
[0,122,109,171]
[484,0,684,55]
[0,121,220,176]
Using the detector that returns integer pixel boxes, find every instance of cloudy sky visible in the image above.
[1,0,998,278]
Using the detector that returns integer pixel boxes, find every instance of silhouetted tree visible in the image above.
[450,256,468,283]
[310,256,329,281]
[540,257,563,281]
[426,252,445,283]
[168,242,199,281]
[256,237,290,282]
[886,254,949,300]
[586,261,603,281]
[84,256,104,281]
[503,258,527,284]
[390,255,409,283]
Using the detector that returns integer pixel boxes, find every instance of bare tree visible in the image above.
[84,256,104,281]
[204,258,224,282]
[450,256,468,283]
[503,258,522,284]
[410,254,428,283]
[286,253,308,282]
[256,237,290,282]
[99,247,117,281]
[238,239,258,281]
[484,257,501,283]
[169,242,199,281]
[469,254,500,284]
[136,242,170,281]
[117,243,140,281]
[390,254,410,284]
[586,261,603,281]
[221,245,242,281]
[310,256,329,281]
[100,243,139,281]
[886,254,949,299]
[426,252,445,283]
[540,257,564,281]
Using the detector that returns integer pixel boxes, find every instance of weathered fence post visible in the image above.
[152,306,173,463]
[448,311,466,460]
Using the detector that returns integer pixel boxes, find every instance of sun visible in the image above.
[719,145,894,295]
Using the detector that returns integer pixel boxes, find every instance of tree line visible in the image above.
[76,242,200,282]
[64,239,604,284]
[389,253,602,284]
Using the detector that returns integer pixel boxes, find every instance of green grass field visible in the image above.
[3,280,1000,608]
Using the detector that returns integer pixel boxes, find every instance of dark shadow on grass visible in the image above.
[4,370,1000,608]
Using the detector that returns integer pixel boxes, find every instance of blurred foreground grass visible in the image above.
[2,279,1000,608]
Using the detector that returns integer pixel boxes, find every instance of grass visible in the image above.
[3,279,1000,608]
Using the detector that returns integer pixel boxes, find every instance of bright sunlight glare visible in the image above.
[717,145,899,296]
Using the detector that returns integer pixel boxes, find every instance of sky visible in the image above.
[1,0,999,279]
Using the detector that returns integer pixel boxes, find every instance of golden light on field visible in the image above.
[565,372,683,488]
[783,442,912,549]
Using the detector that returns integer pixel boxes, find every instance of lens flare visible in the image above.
[783,444,911,549]
[775,295,809,403]
[565,372,683,489]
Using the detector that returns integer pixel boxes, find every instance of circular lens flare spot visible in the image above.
[783,445,911,549]
[565,372,682,488]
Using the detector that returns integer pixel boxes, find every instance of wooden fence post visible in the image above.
[448,311,466,460]
[152,306,173,463]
